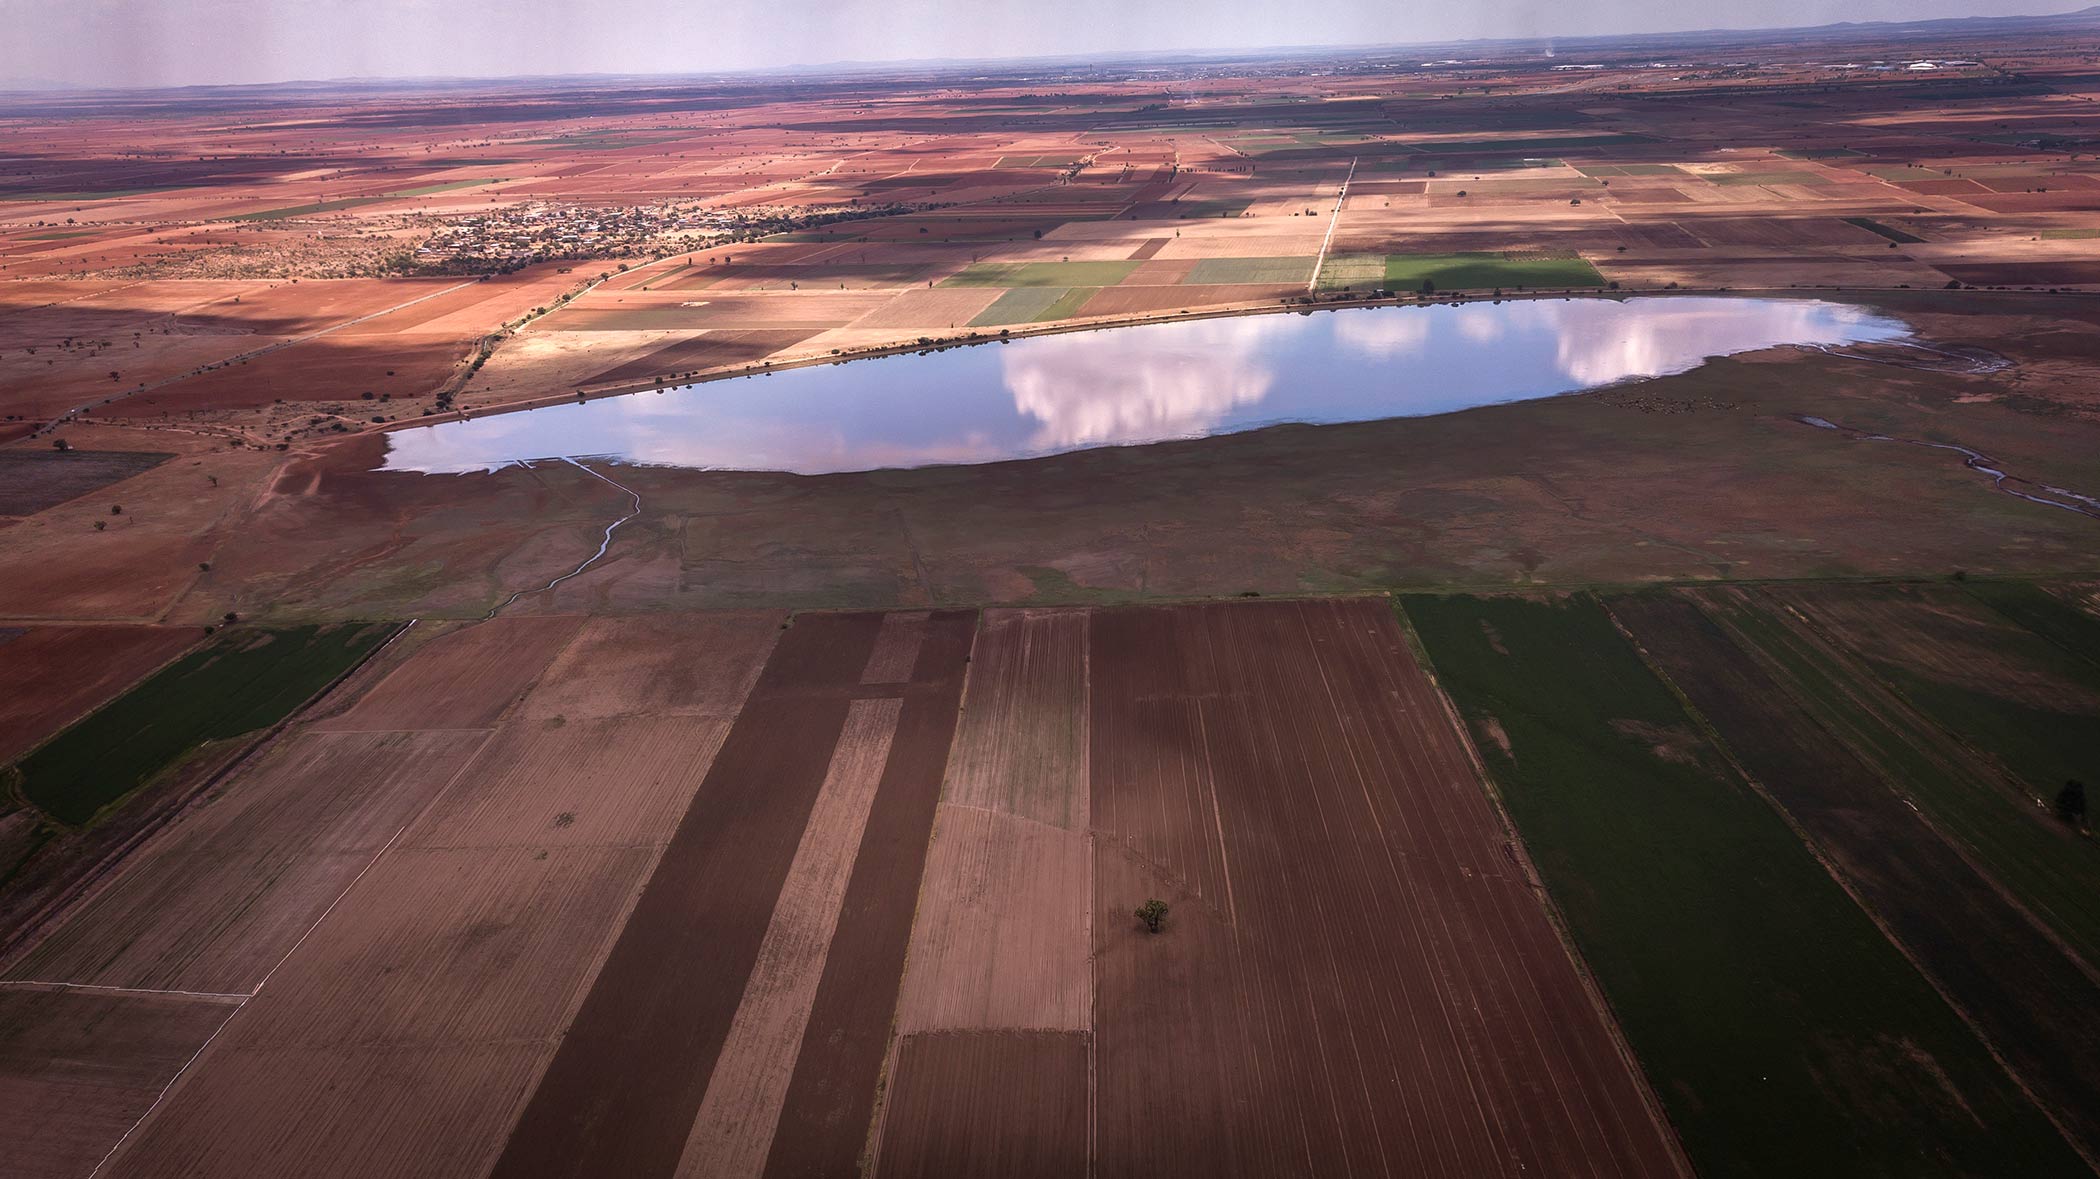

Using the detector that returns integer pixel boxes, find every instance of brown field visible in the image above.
[5,599,1717,1177]
[893,803,1091,1034]
[314,615,583,732]
[0,624,200,763]
[92,610,789,1177]
[0,988,236,1179]
[1083,599,1683,1177]
[937,608,1088,827]
[875,1030,1092,1178]
[2,729,491,994]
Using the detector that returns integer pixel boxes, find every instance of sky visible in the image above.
[0,0,2085,89]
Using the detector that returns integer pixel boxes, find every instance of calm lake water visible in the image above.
[383,296,1908,476]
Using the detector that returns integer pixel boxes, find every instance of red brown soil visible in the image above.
[761,610,975,1179]
[0,988,236,1179]
[0,425,282,621]
[489,611,894,1179]
[679,697,903,1179]
[1609,590,2100,1159]
[893,804,1091,1033]
[875,1030,1091,1179]
[1086,598,1685,1178]
[110,844,660,1179]
[0,624,200,762]
[939,608,1089,828]
[106,335,470,418]
[314,614,583,731]
[3,729,491,994]
[516,611,782,720]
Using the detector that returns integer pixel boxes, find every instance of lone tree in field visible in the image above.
[1135,898,1169,935]
[2058,780,2087,827]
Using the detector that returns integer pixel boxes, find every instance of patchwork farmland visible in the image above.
[4,582,2097,1176]
[2,599,1692,1178]
[7,11,2100,1172]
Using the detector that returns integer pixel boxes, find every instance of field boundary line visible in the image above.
[1307,156,1357,292]
[0,620,415,971]
[86,687,489,1179]
[1598,594,2100,1176]
[0,979,248,1003]
[1393,599,1697,1178]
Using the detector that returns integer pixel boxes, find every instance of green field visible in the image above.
[1692,586,2100,969]
[1813,586,2100,820]
[1965,581,2100,669]
[1186,256,1316,285]
[231,196,390,221]
[389,178,502,197]
[966,286,1096,325]
[1313,253,1387,291]
[941,260,1139,288]
[2040,227,2100,240]
[1408,133,1657,154]
[1843,216,1926,244]
[1400,592,2084,1179]
[1708,170,1830,187]
[14,623,396,826]
[1383,251,1603,291]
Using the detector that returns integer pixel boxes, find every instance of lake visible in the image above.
[383,296,1910,476]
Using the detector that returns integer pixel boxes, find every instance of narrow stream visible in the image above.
[484,457,643,618]
[1794,415,2100,520]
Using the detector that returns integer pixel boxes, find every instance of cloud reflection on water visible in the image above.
[384,297,1907,476]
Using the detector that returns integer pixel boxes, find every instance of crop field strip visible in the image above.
[1680,585,2100,972]
[89,611,779,1178]
[2,729,494,994]
[1400,593,2088,1177]
[488,609,977,1179]
[16,623,400,827]
[1769,583,2100,820]
[756,609,977,1179]
[0,987,239,1179]
[876,1029,1093,1179]
[0,624,201,765]
[1086,599,1685,1179]
[872,609,1093,1171]
[1609,591,2100,1161]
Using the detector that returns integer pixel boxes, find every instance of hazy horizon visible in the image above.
[0,0,2090,90]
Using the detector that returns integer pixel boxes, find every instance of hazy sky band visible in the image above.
[0,0,2085,89]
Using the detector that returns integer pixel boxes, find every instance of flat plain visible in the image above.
[5,10,2100,1178]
